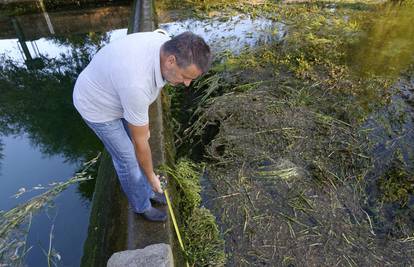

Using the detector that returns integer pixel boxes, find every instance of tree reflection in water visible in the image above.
[349,1,414,79]
[0,32,110,201]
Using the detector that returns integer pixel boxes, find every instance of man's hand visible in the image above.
[149,172,163,193]
[128,123,160,193]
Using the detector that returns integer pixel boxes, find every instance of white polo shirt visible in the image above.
[73,31,170,126]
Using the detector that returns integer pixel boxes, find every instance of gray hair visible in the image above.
[162,31,212,73]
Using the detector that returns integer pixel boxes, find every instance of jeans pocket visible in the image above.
[84,119,123,135]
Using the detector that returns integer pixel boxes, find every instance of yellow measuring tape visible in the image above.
[164,189,190,267]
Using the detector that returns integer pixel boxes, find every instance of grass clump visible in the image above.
[166,160,201,219]
[162,159,226,266]
[378,160,414,206]
[185,207,226,266]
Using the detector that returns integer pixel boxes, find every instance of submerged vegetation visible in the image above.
[161,0,414,265]
[0,154,100,266]
[162,160,226,266]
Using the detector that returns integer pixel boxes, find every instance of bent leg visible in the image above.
[121,119,155,199]
[84,118,152,213]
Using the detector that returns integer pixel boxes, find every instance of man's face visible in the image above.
[162,55,203,87]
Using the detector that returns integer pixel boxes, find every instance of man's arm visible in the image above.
[128,123,162,193]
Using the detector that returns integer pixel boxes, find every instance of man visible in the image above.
[73,31,211,222]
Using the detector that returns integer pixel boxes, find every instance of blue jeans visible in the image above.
[84,118,154,213]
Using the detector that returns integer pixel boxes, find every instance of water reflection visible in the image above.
[349,1,414,238]
[160,14,286,54]
[0,140,3,173]
[0,26,127,267]
[0,29,128,160]
[0,33,108,163]
[0,0,133,265]
[349,1,414,78]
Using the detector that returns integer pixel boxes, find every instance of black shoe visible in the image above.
[150,192,168,205]
[140,206,167,222]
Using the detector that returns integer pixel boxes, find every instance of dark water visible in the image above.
[348,1,414,237]
[349,1,414,78]
[0,3,132,266]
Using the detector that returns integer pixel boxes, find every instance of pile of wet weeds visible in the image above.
[172,72,414,265]
[193,79,413,265]
[160,160,226,266]
[162,0,414,265]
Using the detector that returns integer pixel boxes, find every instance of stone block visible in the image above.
[107,243,173,267]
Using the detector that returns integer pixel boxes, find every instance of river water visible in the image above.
[349,1,414,237]
[0,2,131,266]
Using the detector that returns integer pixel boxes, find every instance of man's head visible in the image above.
[160,31,211,86]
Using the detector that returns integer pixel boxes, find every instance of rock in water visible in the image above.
[107,243,173,267]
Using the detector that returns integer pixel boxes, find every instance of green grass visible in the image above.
[161,159,226,266]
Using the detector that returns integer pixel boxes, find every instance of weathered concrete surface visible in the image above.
[107,243,173,267]
[81,152,129,267]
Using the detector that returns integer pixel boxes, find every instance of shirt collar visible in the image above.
[154,46,167,88]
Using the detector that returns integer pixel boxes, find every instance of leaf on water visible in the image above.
[53,251,61,261]
[12,188,26,199]
[33,186,45,190]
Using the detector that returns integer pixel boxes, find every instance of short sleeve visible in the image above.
[118,86,149,126]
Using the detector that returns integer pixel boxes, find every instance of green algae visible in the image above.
[185,207,226,266]
[162,160,226,266]
[378,158,413,207]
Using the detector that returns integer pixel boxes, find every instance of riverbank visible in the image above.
[159,0,414,265]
